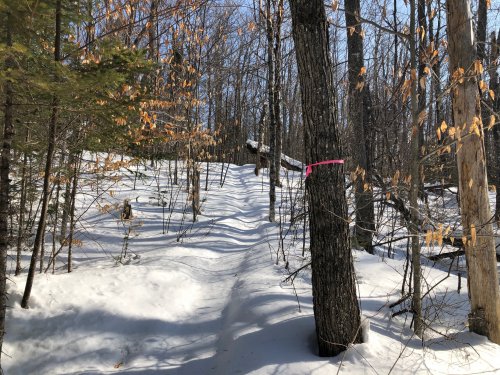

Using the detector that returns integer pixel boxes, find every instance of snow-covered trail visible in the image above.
[7,162,500,375]
[4,164,314,374]
[173,166,314,375]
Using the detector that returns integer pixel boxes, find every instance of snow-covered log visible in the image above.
[246,139,303,172]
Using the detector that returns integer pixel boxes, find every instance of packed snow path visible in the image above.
[5,164,315,374]
[5,162,500,374]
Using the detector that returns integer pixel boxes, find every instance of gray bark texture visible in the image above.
[446,0,500,343]
[489,31,500,222]
[265,0,277,222]
[0,9,14,369]
[409,0,423,337]
[289,0,362,356]
[344,0,375,253]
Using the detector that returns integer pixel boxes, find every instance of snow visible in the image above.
[5,156,500,374]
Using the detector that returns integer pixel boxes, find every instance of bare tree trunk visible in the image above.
[344,0,375,253]
[21,0,62,309]
[67,155,80,273]
[205,64,213,191]
[60,152,74,241]
[174,144,178,185]
[255,106,267,176]
[494,116,500,222]
[446,0,500,343]
[191,168,200,222]
[429,2,444,160]
[125,0,136,48]
[264,0,277,222]
[0,9,14,368]
[272,0,284,188]
[476,0,494,178]
[289,0,362,356]
[15,131,29,276]
[417,0,427,187]
[477,0,487,64]
[492,31,500,221]
[409,0,423,337]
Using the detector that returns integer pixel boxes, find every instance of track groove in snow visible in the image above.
[5,163,310,374]
[5,161,500,374]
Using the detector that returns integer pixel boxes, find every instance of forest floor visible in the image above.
[4,156,500,374]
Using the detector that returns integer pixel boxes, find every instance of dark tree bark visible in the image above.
[67,156,80,273]
[60,152,74,241]
[15,142,29,276]
[255,106,267,176]
[417,0,427,172]
[476,0,494,178]
[21,0,62,309]
[289,0,362,356]
[264,0,277,222]
[205,65,212,191]
[45,151,65,273]
[0,9,14,369]
[476,0,487,65]
[490,30,500,222]
[409,0,423,337]
[191,168,200,222]
[344,0,375,253]
[428,2,444,157]
[446,0,500,343]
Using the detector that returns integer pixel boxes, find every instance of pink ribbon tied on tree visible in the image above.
[305,159,344,178]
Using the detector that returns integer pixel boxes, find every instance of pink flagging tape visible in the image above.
[305,159,344,178]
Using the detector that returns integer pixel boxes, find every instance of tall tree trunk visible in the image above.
[429,3,444,151]
[409,0,423,337]
[446,0,500,343]
[417,0,427,185]
[85,0,95,55]
[344,0,375,253]
[125,0,136,48]
[147,0,158,94]
[494,118,500,222]
[191,168,200,222]
[67,155,80,273]
[265,0,277,222]
[289,0,362,356]
[0,9,14,368]
[60,152,74,241]
[21,0,62,309]
[255,106,267,176]
[490,30,500,222]
[205,66,212,191]
[272,0,284,188]
[476,0,494,179]
[477,0,487,64]
[15,144,29,276]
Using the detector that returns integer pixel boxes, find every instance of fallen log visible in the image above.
[246,139,303,172]
[428,248,500,262]
[427,250,465,261]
